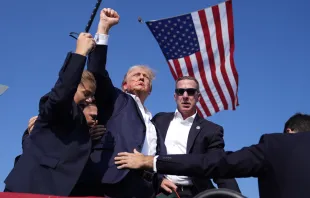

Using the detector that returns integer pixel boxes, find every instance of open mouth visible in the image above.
[181,102,191,108]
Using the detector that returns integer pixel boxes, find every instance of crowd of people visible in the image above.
[3,7,310,198]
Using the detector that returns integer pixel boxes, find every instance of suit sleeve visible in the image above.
[39,53,86,120]
[208,127,241,192]
[156,136,268,178]
[152,113,168,192]
[87,45,118,124]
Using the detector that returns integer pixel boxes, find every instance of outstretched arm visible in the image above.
[39,33,95,121]
[115,136,269,179]
[87,8,120,124]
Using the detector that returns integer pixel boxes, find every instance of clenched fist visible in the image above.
[89,125,106,141]
[75,33,96,56]
[97,8,120,34]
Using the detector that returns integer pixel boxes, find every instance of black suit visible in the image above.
[152,112,240,194]
[156,132,310,198]
[4,53,92,196]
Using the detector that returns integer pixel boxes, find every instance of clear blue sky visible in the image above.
[0,0,309,197]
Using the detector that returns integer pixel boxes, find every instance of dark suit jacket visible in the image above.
[4,53,92,196]
[87,45,167,184]
[152,112,240,193]
[156,132,310,198]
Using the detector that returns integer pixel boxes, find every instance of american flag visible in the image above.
[146,0,239,117]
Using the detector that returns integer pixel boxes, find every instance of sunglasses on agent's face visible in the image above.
[175,88,198,96]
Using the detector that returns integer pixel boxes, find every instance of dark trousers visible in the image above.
[70,170,155,198]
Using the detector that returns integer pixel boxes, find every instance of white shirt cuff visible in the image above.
[153,155,159,172]
[95,33,109,45]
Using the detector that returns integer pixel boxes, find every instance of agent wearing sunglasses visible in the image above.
[117,76,240,198]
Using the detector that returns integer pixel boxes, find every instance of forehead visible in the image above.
[81,81,95,93]
[176,79,197,88]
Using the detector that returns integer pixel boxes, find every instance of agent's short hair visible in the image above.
[81,70,96,92]
[283,113,310,133]
[175,76,200,90]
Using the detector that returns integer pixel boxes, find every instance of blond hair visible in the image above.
[81,70,96,92]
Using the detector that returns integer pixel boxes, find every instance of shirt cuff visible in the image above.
[95,33,109,45]
[153,155,159,172]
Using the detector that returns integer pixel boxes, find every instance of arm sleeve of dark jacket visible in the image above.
[39,53,86,121]
[156,135,268,179]
[21,128,29,151]
[87,45,117,124]
[208,127,241,192]
[152,113,168,193]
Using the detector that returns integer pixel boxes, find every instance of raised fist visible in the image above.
[75,33,96,56]
[97,8,120,34]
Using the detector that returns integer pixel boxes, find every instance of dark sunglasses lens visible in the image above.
[186,89,197,96]
[175,89,185,95]
[175,88,197,96]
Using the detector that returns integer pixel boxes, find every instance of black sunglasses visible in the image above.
[175,88,198,96]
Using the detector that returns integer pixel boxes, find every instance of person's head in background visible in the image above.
[83,103,98,127]
[283,113,310,133]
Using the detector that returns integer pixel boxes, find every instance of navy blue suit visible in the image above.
[152,112,240,194]
[156,132,310,198]
[77,45,167,197]
[4,53,92,196]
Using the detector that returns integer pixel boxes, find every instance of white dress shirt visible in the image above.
[155,110,197,185]
[129,94,158,156]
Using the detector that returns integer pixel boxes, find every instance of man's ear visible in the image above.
[197,92,201,101]
[122,82,128,92]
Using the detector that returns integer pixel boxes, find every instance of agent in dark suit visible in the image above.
[4,33,96,195]
[152,76,240,197]
[72,8,167,198]
[116,113,310,198]
[13,103,105,166]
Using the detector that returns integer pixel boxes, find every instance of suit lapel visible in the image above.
[186,115,204,153]
[161,113,175,139]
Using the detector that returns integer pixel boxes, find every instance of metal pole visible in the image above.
[69,0,103,39]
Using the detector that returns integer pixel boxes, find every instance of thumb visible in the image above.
[133,148,140,154]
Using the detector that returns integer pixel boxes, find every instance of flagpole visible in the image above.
[69,0,103,39]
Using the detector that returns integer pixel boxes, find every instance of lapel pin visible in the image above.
[196,126,200,130]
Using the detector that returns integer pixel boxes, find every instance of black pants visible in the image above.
[70,170,155,198]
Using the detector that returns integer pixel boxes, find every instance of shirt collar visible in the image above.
[128,93,151,116]
[174,109,197,123]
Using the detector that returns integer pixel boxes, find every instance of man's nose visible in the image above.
[182,91,189,97]
[138,74,145,81]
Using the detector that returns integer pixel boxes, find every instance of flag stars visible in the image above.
[148,14,199,60]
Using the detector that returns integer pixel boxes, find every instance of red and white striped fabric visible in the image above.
[146,0,239,117]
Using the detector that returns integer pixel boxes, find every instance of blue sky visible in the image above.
[0,0,309,197]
